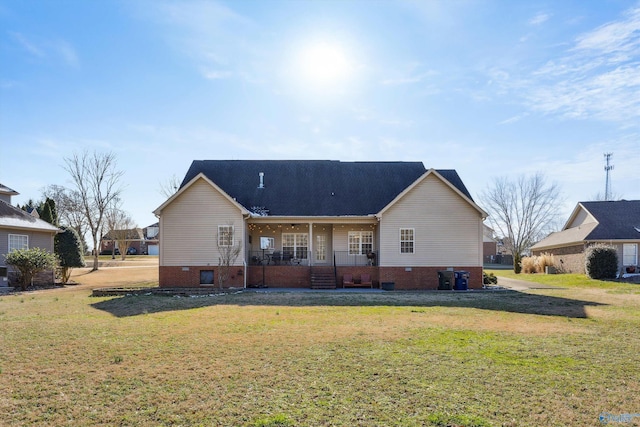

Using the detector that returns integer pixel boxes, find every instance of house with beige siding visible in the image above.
[0,184,60,287]
[153,161,487,290]
[531,200,640,275]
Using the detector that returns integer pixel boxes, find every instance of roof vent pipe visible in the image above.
[258,172,264,189]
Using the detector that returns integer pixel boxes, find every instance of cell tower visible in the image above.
[604,153,614,201]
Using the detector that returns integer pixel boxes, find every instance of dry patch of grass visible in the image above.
[1,272,639,426]
[66,265,158,291]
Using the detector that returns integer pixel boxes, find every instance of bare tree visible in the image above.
[63,151,124,271]
[216,224,242,289]
[481,172,562,273]
[104,202,137,260]
[42,184,89,250]
[590,191,623,201]
[158,174,181,199]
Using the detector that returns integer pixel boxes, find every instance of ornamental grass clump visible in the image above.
[521,253,557,274]
[585,244,618,279]
[521,256,537,273]
[537,253,556,273]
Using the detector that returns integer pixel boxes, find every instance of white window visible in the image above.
[218,225,234,247]
[9,234,28,252]
[623,244,638,265]
[348,231,373,255]
[282,233,308,259]
[400,228,414,254]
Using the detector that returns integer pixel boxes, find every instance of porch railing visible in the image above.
[247,250,378,267]
[334,251,377,267]
[248,250,309,266]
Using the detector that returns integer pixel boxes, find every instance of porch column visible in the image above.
[308,222,313,266]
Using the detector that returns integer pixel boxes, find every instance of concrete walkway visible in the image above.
[496,277,564,291]
[245,287,386,293]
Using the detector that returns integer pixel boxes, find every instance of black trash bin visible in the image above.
[454,271,469,290]
[437,271,454,290]
[381,282,395,291]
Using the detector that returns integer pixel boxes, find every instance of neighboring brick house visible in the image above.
[153,160,488,290]
[0,184,60,287]
[100,224,160,255]
[531,200,640,274]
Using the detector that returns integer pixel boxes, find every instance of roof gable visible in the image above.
[377,169,487,218]
[534,200,640,249]
[175,160,475,217]
[154,173,249,216]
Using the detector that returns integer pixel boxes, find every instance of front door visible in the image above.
[315,234,328,264]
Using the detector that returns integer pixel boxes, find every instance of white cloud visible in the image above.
[144,1,261,83]
[573,6,640,53]
[529,12,550,26]
[9,31,79,67]
[500,5,640,127]
[52,39,79,67]
[499,112,529,125]
[380,62,438,86]
[9,32,45,57]
[201,69,232,80]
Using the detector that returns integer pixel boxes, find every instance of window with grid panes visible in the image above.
[8,234,28,252]
[282,233,308,259]
[348,231,373,255]
[218,225,234,247]
[400,228,414,254]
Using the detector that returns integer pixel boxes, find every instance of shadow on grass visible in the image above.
[90,289,605,318]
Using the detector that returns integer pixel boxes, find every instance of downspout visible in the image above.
[243,213,251,289]
[244,260,247,289]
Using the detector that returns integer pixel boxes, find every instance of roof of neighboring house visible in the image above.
[0,199,60,233]
[102,228,145,240]
[178,160,474,217]
[0,184,19,196]
[579,200,640,240]
[143,223,159,240]
[532,200,640,250]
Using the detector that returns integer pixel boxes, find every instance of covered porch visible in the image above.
[245,218,379,288]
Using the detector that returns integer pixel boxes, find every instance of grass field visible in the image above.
[1,267,639,426]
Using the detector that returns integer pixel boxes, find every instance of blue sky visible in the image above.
[1,0,639,231]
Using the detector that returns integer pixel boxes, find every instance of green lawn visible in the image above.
[486,268,640,290]
[1,275,639,426]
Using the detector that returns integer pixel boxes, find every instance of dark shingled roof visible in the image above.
[0,200,38,223]
[0,199,59,232]
[180,160,473,216]
[581,200,640,240]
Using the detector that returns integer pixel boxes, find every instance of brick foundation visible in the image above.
[8,269,55,288]
[379,266,483,290]
[159,266,245,288]
[247,266,311,288]
[161,265,482,290]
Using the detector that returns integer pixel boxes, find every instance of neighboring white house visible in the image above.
[153,160,488,290]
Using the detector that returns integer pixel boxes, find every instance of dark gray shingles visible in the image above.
[582,200,640,240]
[180,160,473,216]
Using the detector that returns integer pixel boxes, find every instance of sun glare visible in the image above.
[296,42,352,86]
